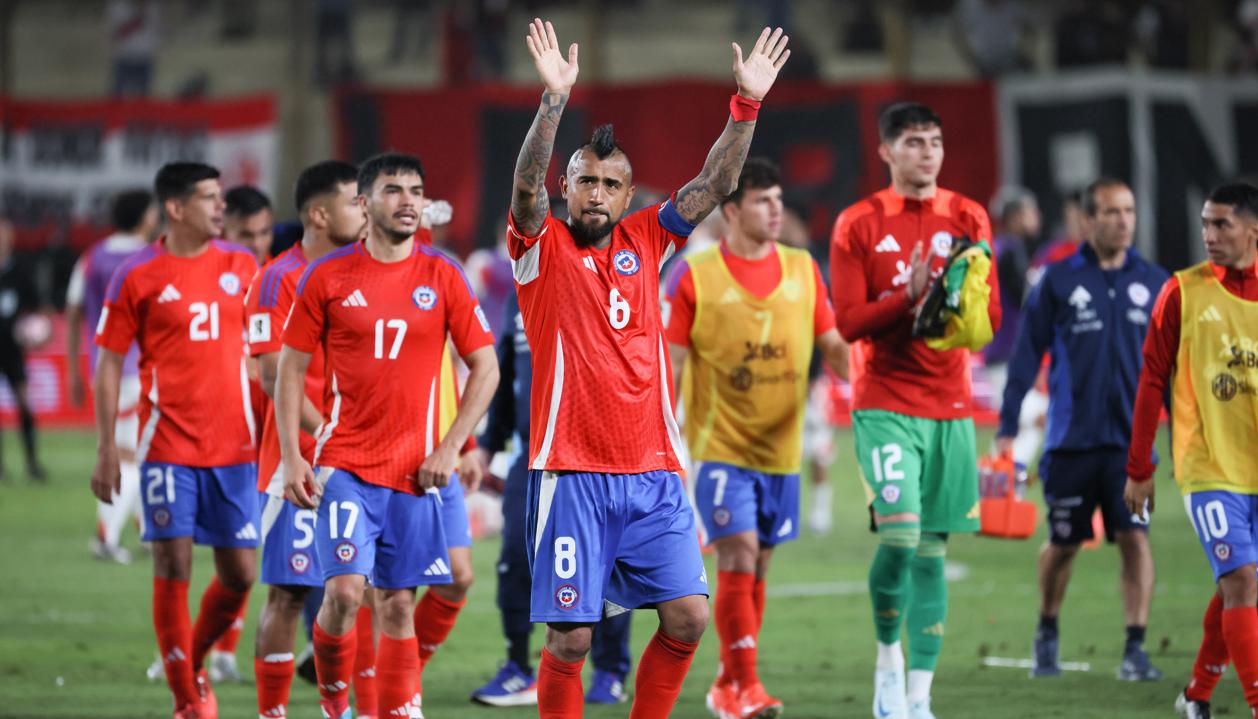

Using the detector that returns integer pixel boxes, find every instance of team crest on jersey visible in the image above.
[555,584,579,609]
[335,541,357,564]
[880,484,901,504]
[152,508,171,527]
[712,507,731,527]
[930,231,953,258]
[1213,373,1239,402]
[613,249,641,276]
[219,272,241,296]
[1127,282,1151,307]
[289,551,311,574]
[412,285,438,311]
[1214,541,1232,561]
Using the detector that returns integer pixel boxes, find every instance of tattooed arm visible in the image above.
[674,27,791,226]
[511,18,579,237]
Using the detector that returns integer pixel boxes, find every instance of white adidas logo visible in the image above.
[157,284,182,303]
[164,647,187,664]
[423,558,451,576]
[357,666,376,678]
[420,642,441,654]
[342,289,368,307]
[875,235,901,253]
[320,680,348,692]
[730,635,757,650]
[1199,305,1223,322]
[260,705,286,718]
[582,256,598,272]
[235,522,258,541]
[777,518,793,537]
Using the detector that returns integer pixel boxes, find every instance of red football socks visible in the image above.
[254,656,294,718]
[413,589,465,669]
[313,621,356,715]
[716,570,760,688]
[1187,593,1229,702]
[538,647,585,719]
[376,635,419,719]
[1223,605,1258,707]
[153,577,198,708]
[629,631,700,719]
[191,577,250,671]
[353,606,378,717]
[213,603,248,653]
[753,577,767,630]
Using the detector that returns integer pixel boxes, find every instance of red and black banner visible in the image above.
[334,81,998,255]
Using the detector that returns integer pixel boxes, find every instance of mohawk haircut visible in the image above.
[581,124,625,160]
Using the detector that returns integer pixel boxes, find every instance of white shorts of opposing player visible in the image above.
[93,375,143,562]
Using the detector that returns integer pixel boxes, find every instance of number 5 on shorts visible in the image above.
[555,536,576,579]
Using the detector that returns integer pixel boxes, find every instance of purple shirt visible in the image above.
[67,233,146,376]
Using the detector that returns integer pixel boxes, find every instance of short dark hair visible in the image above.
[1082,177,1130,216]
[111,189,154,231]
[579,124,625,160]
[358,152,424,195]
[1207,182,1258,219]
[723,158,781,206]
[878,102,943,143]
[224,185,271,218]
[295,160,359,213]
[154,162,220,202]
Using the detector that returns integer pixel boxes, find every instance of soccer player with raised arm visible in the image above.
[276,152,498,719]
[1122,183,1258,719]
[830,103,1000,719]
[507,17,789,718]
[664,158,849,719]
[244,160,365,719]
[91,162,261,719]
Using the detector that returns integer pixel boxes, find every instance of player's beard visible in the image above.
[568,214,617,248]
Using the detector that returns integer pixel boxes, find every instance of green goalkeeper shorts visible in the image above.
[852,409,981,533]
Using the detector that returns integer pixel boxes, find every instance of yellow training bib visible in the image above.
[1172,262,1258,494]
[681,245,816,473]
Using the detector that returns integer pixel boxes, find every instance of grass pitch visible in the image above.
[0,428,1238,718]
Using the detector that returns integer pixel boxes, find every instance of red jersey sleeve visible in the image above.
[961,198,1002,333]
[96,270,140,355]
[662,260,696,346]
[829,206,913,342]
[283,267,328,355]
[245,266,290,356]
[1127,276,1181,482]
[812,260,837,338]
[443,264,496,357]
[506,209,555,258]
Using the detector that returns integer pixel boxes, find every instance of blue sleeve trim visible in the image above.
[658,200,696,238]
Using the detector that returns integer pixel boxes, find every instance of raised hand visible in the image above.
[525,18,578,95]
[732,27,790,102]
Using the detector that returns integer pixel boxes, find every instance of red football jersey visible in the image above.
[96,238,259,466]
[507,202,692,474]
[830,187,1001,420]
[282,241,494,493]
[244,244,326,493]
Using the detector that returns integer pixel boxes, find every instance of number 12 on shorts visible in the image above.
[870,444,904,483]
